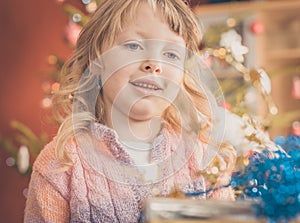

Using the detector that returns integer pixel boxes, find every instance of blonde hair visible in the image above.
[53,0,236,174]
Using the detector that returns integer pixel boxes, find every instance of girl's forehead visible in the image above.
[115,3,185,45]
[100,1,197,52]
[121,2,162,27]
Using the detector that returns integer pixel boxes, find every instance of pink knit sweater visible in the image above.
[24,123,234,222]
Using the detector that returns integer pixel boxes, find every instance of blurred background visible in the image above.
[0,0,299,222]
[0,0,72,221]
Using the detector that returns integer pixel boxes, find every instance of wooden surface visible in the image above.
[145,198,300,223]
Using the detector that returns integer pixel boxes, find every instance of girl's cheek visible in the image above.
[165,67,183,84]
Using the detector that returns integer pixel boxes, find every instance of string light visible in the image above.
[5,157,15,167]
[82,0,91,4]
[17,145,30,174]
[211,166,219,174]
[51,82,60,92]
[218,48,226,59]
[72,13,82,23]
[292,121,300,136]
[292,76,300,99]
[86,1,97,13]
[23,188,28,198]
[226,17,236,27]
[270,106,278,115]
[41,98,52,108]
[47,55,57,65]
[212,49,219,57]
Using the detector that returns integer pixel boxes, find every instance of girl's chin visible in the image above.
[128,98,169,121]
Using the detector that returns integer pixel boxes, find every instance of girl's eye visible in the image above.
[164,52,180,60]
[124,42,143,51]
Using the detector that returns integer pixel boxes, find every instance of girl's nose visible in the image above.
[142,61,162,74]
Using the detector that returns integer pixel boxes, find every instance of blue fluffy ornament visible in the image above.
[231,134,300,223]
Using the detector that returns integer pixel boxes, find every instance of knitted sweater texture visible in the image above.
[24,123,234,222]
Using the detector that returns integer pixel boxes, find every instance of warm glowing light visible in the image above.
[226,18,236,27]
[23,188,28,198]
[6,157,15,167]
[42,98,52,108]
[250,21,265,35]
[292,76,300,99]
[72,13,82,23]
[51,82,60,92]
[17,145,30,174]
[82,0,91,4]
[292,121,300,136]
[47,55,57,65]
[213,49,219,57]
[211,167,219,174]
[243,158,249,166]
[86,1,97,13]
[270,106,278,115]
[218,47,227,58]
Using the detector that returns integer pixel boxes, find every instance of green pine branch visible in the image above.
[0,120,49,175]
[0,136,18,159]
[10,120,48,157]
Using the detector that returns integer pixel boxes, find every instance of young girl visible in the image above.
[25,0,236,222]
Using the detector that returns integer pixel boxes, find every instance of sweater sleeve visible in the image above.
[24,170,70,223]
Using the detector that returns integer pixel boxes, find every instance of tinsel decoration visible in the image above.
[231,134,300,223]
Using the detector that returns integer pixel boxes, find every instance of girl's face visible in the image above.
[100,2,186,125]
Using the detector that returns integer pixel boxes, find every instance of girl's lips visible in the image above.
[129,79,163,96]
[129,79,163,91]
